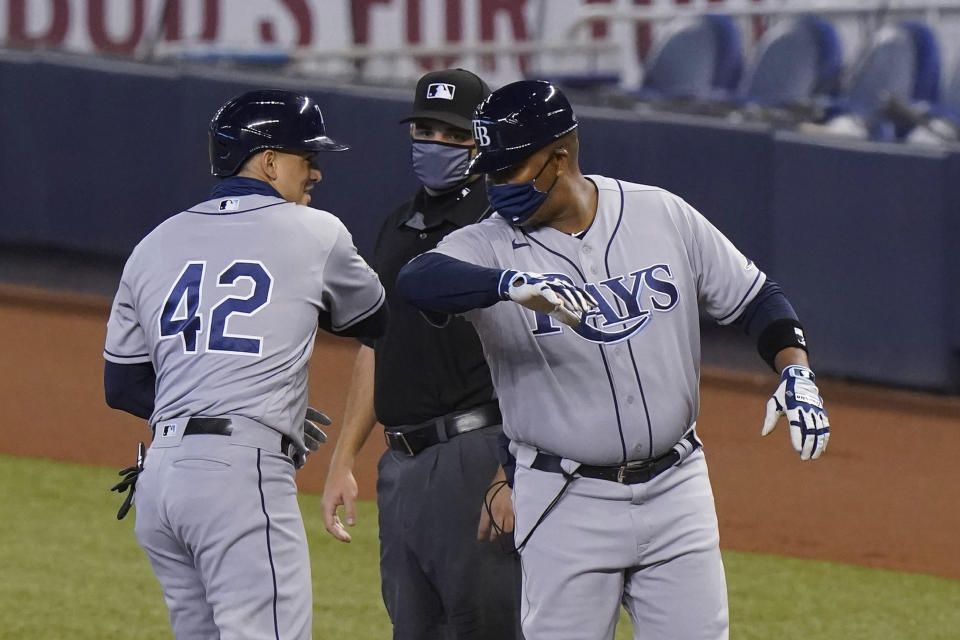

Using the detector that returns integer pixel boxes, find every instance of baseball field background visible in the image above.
[1,284,959,638]
[2,0,960,635]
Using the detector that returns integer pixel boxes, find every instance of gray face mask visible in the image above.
[411,140,473,191]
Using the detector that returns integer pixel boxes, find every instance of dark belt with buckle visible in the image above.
[384,401,502,456]
[531,432,701,485]
[157,417,293,455]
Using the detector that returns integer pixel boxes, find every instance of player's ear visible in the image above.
[553,147,569,176]
[261,149,280,180]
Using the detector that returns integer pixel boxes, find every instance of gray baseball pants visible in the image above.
[134,416,312,639]
[511,446,728,640]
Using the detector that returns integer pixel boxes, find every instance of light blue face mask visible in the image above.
[411,140,473,191]
[486,154,558,226]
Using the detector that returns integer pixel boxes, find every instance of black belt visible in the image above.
[384,402,502,456]
[175,417,293,455]
[532,433,701,485]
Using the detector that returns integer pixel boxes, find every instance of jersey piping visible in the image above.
[186,201,287,216]
[522,229,629,462]
[609,180,655,460]
[717,269,764,324]
[332,287,385,331]
[103,348,152,364]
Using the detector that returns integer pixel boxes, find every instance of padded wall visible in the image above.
[2,56,957,390]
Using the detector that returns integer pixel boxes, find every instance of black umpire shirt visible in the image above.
[370,182,495,427]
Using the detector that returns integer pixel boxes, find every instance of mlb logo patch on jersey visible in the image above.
[426,83,455,100]
[161,424,178,437]
[219,198,240,211]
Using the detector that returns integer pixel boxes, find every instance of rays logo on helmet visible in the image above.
[426,83,456,100]
[531,265,680,343]
[472,122,491,147]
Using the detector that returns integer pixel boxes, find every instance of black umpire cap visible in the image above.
[399,68,491,131]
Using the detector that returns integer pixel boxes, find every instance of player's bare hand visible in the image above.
[321,466,358,543]
[761,365,830,460]
[478,479,514,542]
[503,270,597,327]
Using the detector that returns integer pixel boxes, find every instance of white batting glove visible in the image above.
[500,270,598,327]
[762,365,830,460]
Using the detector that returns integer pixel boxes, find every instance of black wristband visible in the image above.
[757,318,808,372]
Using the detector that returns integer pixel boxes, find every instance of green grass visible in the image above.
[2,454,958,639]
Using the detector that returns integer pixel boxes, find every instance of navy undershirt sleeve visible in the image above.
[395,253,505,314]
[737,279,799,334]
[104,361,156,420]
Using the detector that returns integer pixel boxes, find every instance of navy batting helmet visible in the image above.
[208,89,349,177]
[467,80,578,174]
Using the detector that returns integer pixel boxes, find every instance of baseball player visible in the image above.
[321,68,522,639]
[103,89,387,639]
[394,80,830,640]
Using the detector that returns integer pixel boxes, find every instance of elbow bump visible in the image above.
[394,263,423,305]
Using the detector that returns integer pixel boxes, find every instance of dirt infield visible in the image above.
[3,284,958,579]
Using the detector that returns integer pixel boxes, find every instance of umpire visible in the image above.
[321,69,522,639]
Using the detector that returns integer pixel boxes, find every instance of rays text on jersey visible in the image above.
[531,264,679,343]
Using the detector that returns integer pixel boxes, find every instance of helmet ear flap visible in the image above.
[208,128,249,177]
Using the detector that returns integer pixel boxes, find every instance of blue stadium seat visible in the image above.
[823,20,941,139]
[937,56,960,123]
[844,21,940,115]
[738,15,842,106]
[896,54,960,144]
[638,14,743,100]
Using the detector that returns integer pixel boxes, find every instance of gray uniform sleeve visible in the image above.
[675,196,766,325]
[321,223,386,331]
[104,255,151,364]
[430,221,502,269]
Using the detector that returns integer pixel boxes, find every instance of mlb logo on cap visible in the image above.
[426,83,456,100]
[401,69,490,131]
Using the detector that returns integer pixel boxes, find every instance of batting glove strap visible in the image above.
[762,365,831,460]
[111,441,146,520]
[497,269,521,300]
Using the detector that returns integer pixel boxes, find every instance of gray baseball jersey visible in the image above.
[104,193,384,450]
[431,176,765,465]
